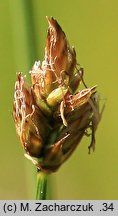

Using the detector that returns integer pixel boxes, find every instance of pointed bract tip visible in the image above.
[46,16,62,32]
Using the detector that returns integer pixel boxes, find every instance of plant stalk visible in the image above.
[36,171,47,200]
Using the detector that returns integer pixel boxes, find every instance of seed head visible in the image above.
[13,17,102,174]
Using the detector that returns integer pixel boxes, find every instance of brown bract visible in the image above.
[13,17,101,174]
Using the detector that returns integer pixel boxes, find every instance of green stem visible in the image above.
[36,171,47,200]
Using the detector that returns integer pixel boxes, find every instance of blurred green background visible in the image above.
[0,0,117,199]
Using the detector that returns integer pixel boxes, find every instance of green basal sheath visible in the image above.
[13,17,102,199]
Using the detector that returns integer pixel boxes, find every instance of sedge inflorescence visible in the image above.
[13,17,101,173]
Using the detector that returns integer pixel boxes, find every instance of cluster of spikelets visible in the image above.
[13,17,101,174]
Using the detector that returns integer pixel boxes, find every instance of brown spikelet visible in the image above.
[13,17,102,173]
